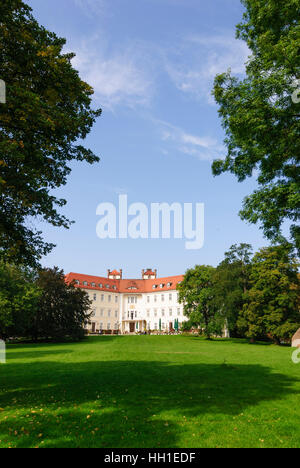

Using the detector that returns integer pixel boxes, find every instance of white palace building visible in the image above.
[66,269,188,334]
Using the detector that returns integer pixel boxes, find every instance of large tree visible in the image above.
[213,244,253,337]
[34,267,92,341]
[238,244,300,344]
[213,0,300,253]
[0,264,92,341]
[0,262,41,340]
[0,0,101,267]
[177,265,223,339]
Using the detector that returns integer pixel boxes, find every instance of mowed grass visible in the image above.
[0,335,300,448]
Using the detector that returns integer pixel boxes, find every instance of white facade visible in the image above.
[120,291,186,334]
[66,269,187,334]
[86,288,187,334]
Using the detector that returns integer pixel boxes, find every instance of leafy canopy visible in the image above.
[0,263,92,341]
[238,243,300,343]
[213,0,300,252]
[0,262,41,339]
[34,267,92,341]
[213,243,253,336]
[0,0,101,267]
[177,265,223,339]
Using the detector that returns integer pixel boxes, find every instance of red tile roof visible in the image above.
[144,269,156,276]
[109,269,121,276]
[65,272,183,292]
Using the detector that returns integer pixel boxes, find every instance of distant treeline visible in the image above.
[178,243,300,345]
[0,265,91,341]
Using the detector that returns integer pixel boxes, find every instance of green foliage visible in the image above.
[179,242,299,344]
[0,262,41,339]
[0,0,101,267]
[0,263,91,341]
[34,267,92,341]
[238,244,300,343]
[177,265,224,338]
[180,319,199,332]
[212,0,300,252]
[213,243,253,336]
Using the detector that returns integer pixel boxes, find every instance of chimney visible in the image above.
[120,269,123,279]
[142,269,145,278]
[154,269,157,278]
[107,269,111,278]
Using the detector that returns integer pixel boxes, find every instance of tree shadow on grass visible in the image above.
[0,359,298,448]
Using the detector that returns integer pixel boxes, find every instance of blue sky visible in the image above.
[27,0,269,278]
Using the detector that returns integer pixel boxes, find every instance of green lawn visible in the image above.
[0,335,299,448]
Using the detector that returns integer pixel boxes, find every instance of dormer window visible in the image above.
[167,282,172,288]
[152,285,157,289]
[98,283,103,288]
[160,284,164,288]
[91,282,96,287]
[83,281,88,286]
[106,284,110,289]
[75,280,80,285]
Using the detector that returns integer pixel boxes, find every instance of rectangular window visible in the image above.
[107,323,111,330]
[177,308,181,316]
[115,310,118,318]
[115,296,118,303]
[161,309,165,317]
[147,296,150,303]
[101,294,104,302]
[169,308,173,316]
[99,323,103,330]
[100,309,104,317]
[108,310,111,317]
[161,295,164,302]
[108,295,111,302]
[154,295,157,302]
[169,294,172,301]
[93,294,97,301]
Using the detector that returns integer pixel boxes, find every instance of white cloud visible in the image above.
[74,0,106,17]
[67,24,249,117]
[157,120,225,161]
[70,37,154,110]
[164,33,250,104]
